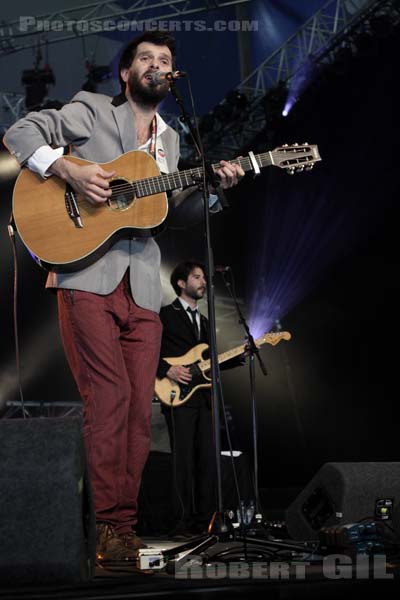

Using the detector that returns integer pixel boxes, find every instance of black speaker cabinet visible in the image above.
[0,416,96,584]
[285,462,400,541]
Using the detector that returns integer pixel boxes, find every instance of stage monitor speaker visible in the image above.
[285,462,400,541]
[0,416,96,584]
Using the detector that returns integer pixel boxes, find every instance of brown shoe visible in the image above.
[124,531,148,550]
[96,523,140,563]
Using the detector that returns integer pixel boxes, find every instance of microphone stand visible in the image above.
[162,77,234,571]
[219,268,268,534]
[162,79,309,573]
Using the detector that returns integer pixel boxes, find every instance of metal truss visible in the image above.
[0,92,25,133]
[2,400,83,419]
[0,0,254,57]
[182,0,400,161]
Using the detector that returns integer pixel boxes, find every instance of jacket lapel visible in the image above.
[111,95,137,154]
[199,314,208,343]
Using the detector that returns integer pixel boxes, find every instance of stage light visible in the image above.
[21,67,56,111]
[282,104,291,117]
[82,64,112,93]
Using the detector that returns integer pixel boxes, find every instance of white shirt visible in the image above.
[177,297,201,333]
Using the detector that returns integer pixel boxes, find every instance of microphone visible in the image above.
[147,70,186,84]
[215,265,231,273]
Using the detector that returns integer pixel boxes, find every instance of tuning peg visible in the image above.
[286,168,295,175]
[305,165,314,171]
[282,143,289,147]
[303,142,309,145]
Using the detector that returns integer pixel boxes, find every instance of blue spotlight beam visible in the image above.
[183,0,399,161]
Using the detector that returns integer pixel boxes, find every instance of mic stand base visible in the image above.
[163,532,317,577]
[162,520,315,575]
[208,510,236,537]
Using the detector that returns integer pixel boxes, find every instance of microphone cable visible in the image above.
[7,214,26,418]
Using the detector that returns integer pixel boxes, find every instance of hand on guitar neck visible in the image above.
[49,157,115,205]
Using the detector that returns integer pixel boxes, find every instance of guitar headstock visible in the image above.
[256,331,292,347]
[272,144,321,174]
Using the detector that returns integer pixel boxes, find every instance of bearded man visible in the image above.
[3,30,243,562]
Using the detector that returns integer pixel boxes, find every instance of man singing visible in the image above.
[3,30,244,562]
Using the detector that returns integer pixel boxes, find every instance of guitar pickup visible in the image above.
[65,184,83,228]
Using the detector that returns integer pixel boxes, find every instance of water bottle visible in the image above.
[245,500,255,526]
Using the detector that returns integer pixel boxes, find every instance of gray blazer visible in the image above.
[3,91,181,312]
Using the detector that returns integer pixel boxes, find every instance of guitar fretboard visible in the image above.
[198,343,248,373]
[197,332,290,372]
[132,152,274,199]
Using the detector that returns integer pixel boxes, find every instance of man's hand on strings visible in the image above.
[49,158,115,205]
[167,365,192,384]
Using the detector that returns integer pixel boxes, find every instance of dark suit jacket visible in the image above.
[157,298,209,380]
[157,298,244,382]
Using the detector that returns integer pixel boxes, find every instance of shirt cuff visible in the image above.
[209,193,221,212]
[26,145,64,179]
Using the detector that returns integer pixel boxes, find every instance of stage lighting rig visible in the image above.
[21,67,55,111]
[82,63,112,93]
[198,90,249,141]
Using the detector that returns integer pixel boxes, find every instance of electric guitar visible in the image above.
[155,331,291,407]
[12,144,320,271]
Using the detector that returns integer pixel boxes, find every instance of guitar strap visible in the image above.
[149,116,157,159]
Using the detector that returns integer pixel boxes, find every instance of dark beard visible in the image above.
[128,71,170,106]
[187,288,205,301]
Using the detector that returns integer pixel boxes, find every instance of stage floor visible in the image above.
[2,533,400,600]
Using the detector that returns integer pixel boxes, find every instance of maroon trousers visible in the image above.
[57,274,162,534]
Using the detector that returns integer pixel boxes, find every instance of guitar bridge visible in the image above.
[65,184,83,228]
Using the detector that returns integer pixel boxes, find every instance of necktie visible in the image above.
[186,307,200,341]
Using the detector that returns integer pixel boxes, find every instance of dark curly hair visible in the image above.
[170,261,205,296]
[118,30,177,91]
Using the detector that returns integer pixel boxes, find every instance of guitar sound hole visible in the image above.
[108,178,135,211]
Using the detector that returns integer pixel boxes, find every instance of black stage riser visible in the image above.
[0,416,96,584]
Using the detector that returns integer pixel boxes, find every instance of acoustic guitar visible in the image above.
[12,144,320,271]
[155,331,291,407]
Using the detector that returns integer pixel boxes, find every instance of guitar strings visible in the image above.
[74,149,313,205]
[99,153,266,199]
